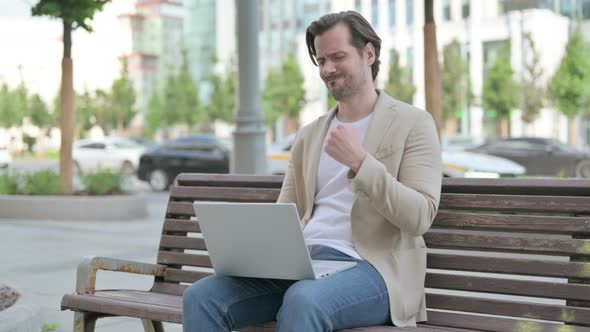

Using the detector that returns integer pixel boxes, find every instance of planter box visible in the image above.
[0,194,148,221]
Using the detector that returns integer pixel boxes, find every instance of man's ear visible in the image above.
[365,42,376,65]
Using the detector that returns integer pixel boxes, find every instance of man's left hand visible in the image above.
[324,124,367,174]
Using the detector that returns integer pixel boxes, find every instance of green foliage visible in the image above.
[162,50,202,128]
[81,170,123,195]
[549,26,590,119]
[384,50,416,104]
[521,32,545,123]
[21,170,60,195]
[41,323,58,332]
[205,59,236,124]
[482,43,520,119]
[0,83,26,128]
[109,59,137,130]
[262,52,306,128]
[0,173,20,195]
[145,92,163,138]
[31,0,109,32]
[28,93,52,127]
[441,40,471,121]
[327,92,337,110]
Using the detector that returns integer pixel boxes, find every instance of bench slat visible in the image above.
[151,282,187,296]
[426,272,590,301]
[442,178,590,196]
[163,218,200,233]
[440,193,590,214]
[158,251,212,268]
[159,235,206,250]
[434,212,590,235]
[170,186,280,203]
[426,293,590,325]
[164,268,213,283]
[176,173,284,188]
[424,233,590,256]
[167,202,196,217]
[424,310,590,332]
[428,253,590,280]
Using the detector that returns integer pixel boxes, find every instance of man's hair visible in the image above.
[305,11,382,81]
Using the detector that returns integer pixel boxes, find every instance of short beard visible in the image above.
[328,74,366,101]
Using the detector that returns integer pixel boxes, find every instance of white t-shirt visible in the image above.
[303,113,373,260]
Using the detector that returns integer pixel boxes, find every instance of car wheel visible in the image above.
[575,160,590,178]
[121,161,135,175]
[149,169,169,191]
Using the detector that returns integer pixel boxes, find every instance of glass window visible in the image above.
[462,0,470,19]
[355,0,361,13]
[406,47,414,82]
[79,143,106,150]
[406,0,414,25]
[583,0,590,18]
[442,0,451,21]
[372,0,379,27]
[389,0,396,27]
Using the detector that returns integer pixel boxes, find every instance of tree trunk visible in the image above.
[501,118,510,137]
[284,116,299,137]
[569,116,578,146]
[424,0,442,140]
[59,20,75,193]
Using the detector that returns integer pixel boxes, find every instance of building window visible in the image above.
[389,0,396,27]
[372,0,379,26]
[406,0,414,25]
[462,0,470,19]
[355,0,361,13]
[442,0,451,21]
[406,47,414,82]
[583,0,590,19]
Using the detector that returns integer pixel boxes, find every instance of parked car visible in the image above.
[73,137,146,174]
[0,148,12,169]
[468,137,590,178]
[137,135,230,191]
[266,135,525,178]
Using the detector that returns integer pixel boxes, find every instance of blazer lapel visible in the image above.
[362,91,398,156]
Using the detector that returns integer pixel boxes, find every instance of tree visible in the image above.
[262,52,306,138]
[441,40,471,129]
[109,59,137,132]
[549,26,590,145]
[145,92,163,139]
[32,0,110,193]
[205,60,236,126]
[162,51,202,129]
[28,94,52,128]
[482,43,520,137]
[520,32,544,124]
[384,50,416,104]
[424,0,443,138]
[0,84,26,128]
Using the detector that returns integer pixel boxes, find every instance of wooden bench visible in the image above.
[62,174,590,331]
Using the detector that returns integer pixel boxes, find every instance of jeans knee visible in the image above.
[277,287,330,331]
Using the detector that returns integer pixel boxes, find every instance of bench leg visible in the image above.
[142,319,165,332]
[73,312,98,332]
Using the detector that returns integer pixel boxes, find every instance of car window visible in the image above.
[79,143,106,149]
[489,140,543,150]
[112,140,141,149]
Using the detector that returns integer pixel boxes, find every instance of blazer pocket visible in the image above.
[375,144,401,160]
[393,247,427,319]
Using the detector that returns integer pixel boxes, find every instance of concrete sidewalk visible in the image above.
[0,192,182,332]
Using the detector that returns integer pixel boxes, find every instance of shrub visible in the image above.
[21,170,60,195]
[0,173,20,195]
[81,170,124,195]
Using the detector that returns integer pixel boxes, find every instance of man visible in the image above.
[183,11,442,331]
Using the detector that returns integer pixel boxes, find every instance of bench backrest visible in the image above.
[155,174,590,330]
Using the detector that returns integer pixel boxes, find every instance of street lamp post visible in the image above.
[233,0,267,174]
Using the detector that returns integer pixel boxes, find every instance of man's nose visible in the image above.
[321,61,336,78]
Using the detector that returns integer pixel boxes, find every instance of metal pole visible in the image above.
[233,0,267,174]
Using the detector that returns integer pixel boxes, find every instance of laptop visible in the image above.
[192,202,357,280]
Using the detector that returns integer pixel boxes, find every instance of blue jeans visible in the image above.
[182,245,390,331]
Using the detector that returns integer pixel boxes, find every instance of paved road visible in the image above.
[0,191,182,332]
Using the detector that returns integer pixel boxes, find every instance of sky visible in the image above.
[0,0,132,104]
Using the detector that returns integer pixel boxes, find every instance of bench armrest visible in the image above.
[75,255,166,294]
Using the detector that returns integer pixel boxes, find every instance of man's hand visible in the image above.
[324,124,367,174]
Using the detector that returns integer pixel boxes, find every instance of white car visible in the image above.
[0,148,12,169]
[73,137,146,174]
[266,136,526,178]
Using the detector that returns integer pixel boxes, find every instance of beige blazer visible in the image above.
[277,90,442,327]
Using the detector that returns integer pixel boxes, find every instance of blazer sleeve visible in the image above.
[348,111,442,236]
[277,131,302,204]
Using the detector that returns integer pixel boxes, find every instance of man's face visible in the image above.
[314,23,374,101]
